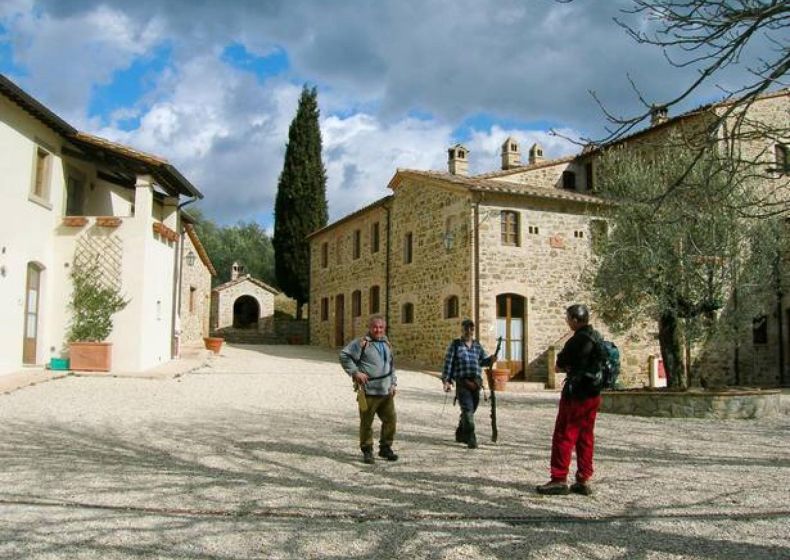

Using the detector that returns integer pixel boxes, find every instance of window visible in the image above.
[528,225,540,235]
[501,211,519,246]
[31,146,52,200]
[321,242,328,268]
[753,315,768,344]
[776,144,788,174]
[351,290,362,317]
[353,229,361,259]
[403,232,413,264]
[402,302,414,324]
[444,295,459,319]
[562,171,576,189]
[66,173,86,216]
[574,230,584,238]
[336,236,343,265]
[320,297,330,321]
[369,285,380,314]
[371,222,380,253]
[189,286,196,313]
[585,162,594,190]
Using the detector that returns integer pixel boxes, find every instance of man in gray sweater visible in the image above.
[339,315,398,464]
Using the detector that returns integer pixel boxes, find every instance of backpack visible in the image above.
[578,332,621,392]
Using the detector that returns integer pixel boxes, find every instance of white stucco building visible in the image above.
[0,74,207,375]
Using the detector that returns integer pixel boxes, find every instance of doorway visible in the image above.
[232,295,260,328]
[496,293,525,379]
[23,263,43,364]
[335,294,345,347]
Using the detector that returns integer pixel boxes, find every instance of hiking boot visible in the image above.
[361,446,375,464]
[455,426,466,443]
[467,433,478,449]
[378,445,399,462]
[536,480,570,495]
[570,481,593,496]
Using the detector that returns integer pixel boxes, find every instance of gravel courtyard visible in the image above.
[0,344,788,560]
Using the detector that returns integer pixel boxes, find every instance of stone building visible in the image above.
[178,218,216,345]
[211,262,278,336]
[309,89,789,387]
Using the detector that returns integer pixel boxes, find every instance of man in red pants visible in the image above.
[537,304,603,496]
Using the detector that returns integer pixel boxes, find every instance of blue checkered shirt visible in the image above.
[442,338,491,384]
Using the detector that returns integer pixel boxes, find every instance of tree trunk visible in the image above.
[659,312,686,389]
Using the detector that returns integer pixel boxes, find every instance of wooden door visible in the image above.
[334,294,345,347]
[496,293,525,379]
[23,263,42,364]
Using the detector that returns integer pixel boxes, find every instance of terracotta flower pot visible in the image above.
[69,341,112,372]
[203,336,224,354]
[486,368,510,392]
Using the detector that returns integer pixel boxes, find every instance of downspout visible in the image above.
[474,197,480,330]
[777,291,784,386]
[171,196,199,358]
[385,203,391,329]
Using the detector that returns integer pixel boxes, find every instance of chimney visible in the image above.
[231,261,245,281]
[528,143,544,165]
[650,104,668,126]
[447,144,469,176]
[501,136,521,170]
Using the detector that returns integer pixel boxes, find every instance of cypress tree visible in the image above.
[273,85,328,319]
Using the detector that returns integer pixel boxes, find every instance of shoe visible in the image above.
[467,433,478,449]
[362,447,375,464]
[536,480,570,495]
[570,481,593,496]
[455,426,466,443]
[378,445,398,461]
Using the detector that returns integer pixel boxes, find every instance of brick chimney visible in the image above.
[528,143,544,165]
[501,136,521,170]
[650,104,668,126]
[447,144,469,176]
[231,261,245,281]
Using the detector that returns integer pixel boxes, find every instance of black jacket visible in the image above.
[557,325,601,399]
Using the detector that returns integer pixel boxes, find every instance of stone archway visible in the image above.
[233,295,260,329]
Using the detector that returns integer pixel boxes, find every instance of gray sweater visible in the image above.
[339,335,397,396]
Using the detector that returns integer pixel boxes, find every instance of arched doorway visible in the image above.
[496,293,525,379]
[233,295,260,328]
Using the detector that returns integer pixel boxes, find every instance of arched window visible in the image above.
[444,295,459,319]
[402,303,414,324]
[369,285,380,314]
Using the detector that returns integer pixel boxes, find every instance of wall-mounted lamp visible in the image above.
[185,250,197,267]
[443,232,455,251]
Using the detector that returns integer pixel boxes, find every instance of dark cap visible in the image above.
[461,318,475,328]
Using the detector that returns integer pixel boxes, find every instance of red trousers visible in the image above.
[549,394,602,483]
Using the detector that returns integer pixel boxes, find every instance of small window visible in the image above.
[585,162,594,190]
[753,315,768,344]
[352,290,362,317]
[403,232,413,264]
[402,302,414,324]
[510,143,517,152]
[371,222,380,253]
[369,285,380,314]
[65,173,86,216]
[574,230,584,238]
[321,297,329,321]
[444,295,459,319]
[528,225,540,235]
[31,146,52,200]
[501,211,519,246]
[321,242,328,268]
[353,229,361,260]
[776,144,788,175]
[562,171,576,189]
[189,286,196,313]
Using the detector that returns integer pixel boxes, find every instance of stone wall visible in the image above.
[601,389,781,419]
[179,233,212,343]
[214,279,276,334]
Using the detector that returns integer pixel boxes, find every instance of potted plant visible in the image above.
[67,261,128,371]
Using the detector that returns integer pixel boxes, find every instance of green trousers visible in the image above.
[359,394,397,449]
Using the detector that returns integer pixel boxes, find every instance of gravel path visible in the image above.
[0,343,788,559]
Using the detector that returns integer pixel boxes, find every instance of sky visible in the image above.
[0,0,778,229]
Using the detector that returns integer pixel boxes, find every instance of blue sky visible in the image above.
[0,0,778,228]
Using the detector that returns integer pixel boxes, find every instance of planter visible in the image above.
[62,216,88,227]
[486,368,511,392]
[69,341,112,372]
[96,216,122,228]
[49,357,70,371]
[203,336,224,354]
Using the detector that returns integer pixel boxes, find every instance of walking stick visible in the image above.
[487,337,503,443]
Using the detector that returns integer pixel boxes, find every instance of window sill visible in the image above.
[28,193,53,211]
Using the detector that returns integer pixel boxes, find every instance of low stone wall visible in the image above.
[600,388,781,419]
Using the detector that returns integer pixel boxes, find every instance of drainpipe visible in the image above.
[385,203,391,329]
[474,197,480,330]
[171,196,199,358]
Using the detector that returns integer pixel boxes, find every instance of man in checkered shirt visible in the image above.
[442,319,496,449]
